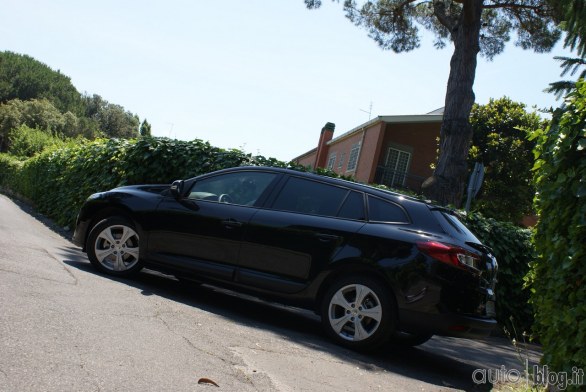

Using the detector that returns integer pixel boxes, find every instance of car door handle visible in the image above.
[315,233,340,242]
[222,219,243,229]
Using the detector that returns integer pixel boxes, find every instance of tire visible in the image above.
[320,275,396,351]
[391,331,433,347]
[86,217,143,277]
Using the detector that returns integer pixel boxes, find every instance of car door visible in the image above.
[236,176,366,293]
[146,170,279,280]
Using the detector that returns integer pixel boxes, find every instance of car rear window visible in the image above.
[367,196,409,223]
[431,209,481,243]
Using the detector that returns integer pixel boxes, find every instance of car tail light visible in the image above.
[417,241,482,270]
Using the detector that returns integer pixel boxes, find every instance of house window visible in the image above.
[382,147,411,187]
[346,142,361,172]
[327,153,336,170]
[337,152,346,169]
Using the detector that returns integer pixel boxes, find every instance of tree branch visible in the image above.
[433,1,456,31]
[483,2,549,13]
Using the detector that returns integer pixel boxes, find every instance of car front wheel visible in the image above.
[87,217,143,276]
[321,276,395,351]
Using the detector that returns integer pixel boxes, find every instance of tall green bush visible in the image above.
[0,137,300,226]
[528,79,586,380]
[8,125,65,157]
[0,153,23,192]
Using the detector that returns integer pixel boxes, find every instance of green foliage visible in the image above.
[0,52,142,144]
[0,137,293,226]
[544,56,586,99]
[549,0,586,57]
[528,79,586,379]
[0,51,82,114]
[305,1,560,59]
[0,98,83,151]
[81,94,139,138]
[468,97,544,223]
[140,119,152,137]
[8,125,65,158]
[0,153,23,193]
[463,213,535,337]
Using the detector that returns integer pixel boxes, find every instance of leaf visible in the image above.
[197,378,220,387]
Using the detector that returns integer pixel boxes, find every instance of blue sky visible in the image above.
[0,0,575,161]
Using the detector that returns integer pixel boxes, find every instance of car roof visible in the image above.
[200,165,431,206]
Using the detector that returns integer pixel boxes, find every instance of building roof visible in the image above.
[292,110,443,162]
[328,112,443,145]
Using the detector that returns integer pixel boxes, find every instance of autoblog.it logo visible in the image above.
[472,361,584,390]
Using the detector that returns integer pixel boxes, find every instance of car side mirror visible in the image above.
[169,180,184,199]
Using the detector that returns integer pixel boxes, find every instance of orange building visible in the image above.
[292,110,443,193]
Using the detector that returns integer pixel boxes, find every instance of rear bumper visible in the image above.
[399,309,497,339]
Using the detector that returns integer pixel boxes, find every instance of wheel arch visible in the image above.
[81,205,139,251]
[314,261,400,320]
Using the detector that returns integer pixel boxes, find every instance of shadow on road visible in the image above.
[60,248,504,391]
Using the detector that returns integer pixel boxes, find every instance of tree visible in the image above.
[544,56,586,98]
[0,51,83,115]
[544,1,586,98]
[0,98,75,151]
[305,0,561,206]
[140,119,152,136]
[81,94,140,138]
[549,0,586,56]
[468,97,543,223]
[96,104,139,138]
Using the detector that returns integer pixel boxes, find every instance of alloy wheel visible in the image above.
[327,283,383,342]
[93,224,140,272]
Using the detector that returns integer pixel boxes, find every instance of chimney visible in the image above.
[314,122,335,169]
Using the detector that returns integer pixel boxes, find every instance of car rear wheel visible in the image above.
[87,217,143,276]
[321,276,395,351]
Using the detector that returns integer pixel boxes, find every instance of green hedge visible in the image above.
[463,213,535,337]
[527,80,586,379]
[0,137,342,227]
[0,153,24,194]
[1,137,261,226]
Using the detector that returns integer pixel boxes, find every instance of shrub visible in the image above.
[0,137,298,226]
[463,213,535,337]
[8,124,65,157]
[527,80,586,379]
[0,153,23,192]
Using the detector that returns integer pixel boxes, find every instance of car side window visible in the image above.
[271,177,348,217]
[188,172,277,206]
[337,191,366,220]
[367,196,409,223]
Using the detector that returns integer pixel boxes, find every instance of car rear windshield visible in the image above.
[431,209,481,244]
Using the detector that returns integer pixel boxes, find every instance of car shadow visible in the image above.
[61,248,495,391]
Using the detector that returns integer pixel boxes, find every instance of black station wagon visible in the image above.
[73,166,498,351]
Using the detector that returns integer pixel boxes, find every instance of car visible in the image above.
[73,166,498,351]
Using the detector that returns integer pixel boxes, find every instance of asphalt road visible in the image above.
[0,193,541,392]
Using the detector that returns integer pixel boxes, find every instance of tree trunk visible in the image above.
[422,0,483,207]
